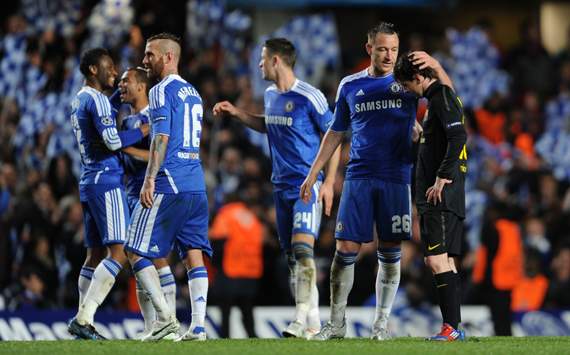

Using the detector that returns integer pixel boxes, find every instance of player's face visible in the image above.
[118,70,141,104]
[400,78,423,96]
[367,33,399,76]
[143,41,165,80]
[259,47,276,82]
[96,55,117,90]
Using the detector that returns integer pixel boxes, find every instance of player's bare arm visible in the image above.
[213,100,266,133]
[409,51,454,90]
[139,123,150,137]
[300,130,344,203]
[140,133,169,208]
[320,145,341,216]
[122,146,149,162]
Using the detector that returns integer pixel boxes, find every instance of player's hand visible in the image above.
[213,101,238,117]
[412,120,423,143]
[300,172,318,204]
[140,176,156,208]
[319,180,335,216]
[409,51,441,71]
[139,123,150,137]
[426,176,452,205]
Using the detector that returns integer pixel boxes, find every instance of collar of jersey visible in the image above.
[365,69,394,80]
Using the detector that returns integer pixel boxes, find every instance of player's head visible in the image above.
[394,52,436,96]
[366,22,399,76]
[118,67,151,105]
[260,38,296,81]
[79,48,117,90]
[143,32,181,80]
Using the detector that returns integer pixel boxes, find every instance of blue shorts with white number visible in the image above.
[273,182,322,251]
[335,179,411,243]
[125,192,212,260]
[82,187,130,248]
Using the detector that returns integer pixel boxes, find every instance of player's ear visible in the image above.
[365,42,372,56]
[89,64,98,76]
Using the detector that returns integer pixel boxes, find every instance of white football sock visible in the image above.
[76,258,122,325]
[136,280,156,331]
[133,258,171,322]
[307,282,321,330]
[77,266,94,308]
[329,251,357,326]
[158,266,177,315]
[373,248,401,330]
[187,266,208,330]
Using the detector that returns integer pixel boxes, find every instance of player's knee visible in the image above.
[292,242,314,262]
[377,247,401,274]
[85,247,105,267]
[333,250,358,267]
[336,240,360,254]
[107,244,128,266]
[424,255,447,273]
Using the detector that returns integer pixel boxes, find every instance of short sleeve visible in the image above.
[149,85,172,136]
[330,85,350,132]
[308,89,334,133]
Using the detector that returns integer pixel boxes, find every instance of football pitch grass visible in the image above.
[1,337,569,355]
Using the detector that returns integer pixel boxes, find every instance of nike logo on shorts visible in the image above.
[428,243,441,251]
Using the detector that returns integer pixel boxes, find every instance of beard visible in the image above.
[148,59,165,81]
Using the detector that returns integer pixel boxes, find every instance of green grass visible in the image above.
[1,337,569,355]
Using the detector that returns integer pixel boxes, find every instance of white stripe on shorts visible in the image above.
[105,190,115,240]
[116,189,126,240]
[138,194,164,253]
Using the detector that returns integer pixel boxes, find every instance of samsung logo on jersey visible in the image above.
[177,86,200,101]
[354,99,402,113]
[265,115,293,126]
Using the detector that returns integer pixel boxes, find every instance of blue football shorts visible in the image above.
[335,179,412,243]
[273,181,322,251]
[82,187,129,248]
[125,191,212,259]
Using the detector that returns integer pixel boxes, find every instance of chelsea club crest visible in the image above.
[390,82,403,93]
[285,101,294,112]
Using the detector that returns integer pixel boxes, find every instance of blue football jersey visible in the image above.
[71,86,143,201]
[331,70,417,184]
[120,107,150,198]
[264,79,333,191]
[149,74,205,193]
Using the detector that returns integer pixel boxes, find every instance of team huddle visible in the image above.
[68,22,467,342]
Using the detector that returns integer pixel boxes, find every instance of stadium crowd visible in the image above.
[1,0,570,330]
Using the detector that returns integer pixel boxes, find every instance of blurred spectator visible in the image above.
[472,206,524,336]
[511,248,548,312]
[544,245,570,309]
[505,18,554,98]
[210,190,264,338]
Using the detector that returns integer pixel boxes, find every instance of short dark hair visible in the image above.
[147,32,181,45]
[367,22,398,42]
[394,51,436,83]
[127,67,151,94]
[264,38,296,68]
[79,48,110,77]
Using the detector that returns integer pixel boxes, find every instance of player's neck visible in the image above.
[160,68,178,80]
[132,97,149,114]
[274,70,296,92]
[422,78,437,96]
[368,66,392,78]
[85,78,103,93]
